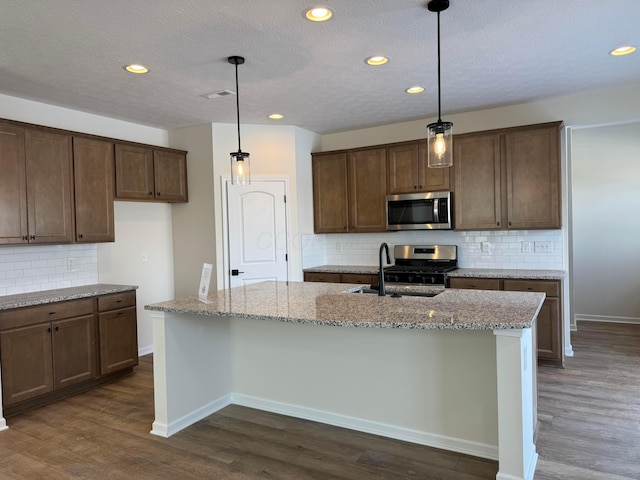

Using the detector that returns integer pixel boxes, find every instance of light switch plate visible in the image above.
[534,241,552,253]
[481,241,490,253]
[521,241,531,253]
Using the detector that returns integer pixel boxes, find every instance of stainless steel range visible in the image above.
[384,244,457,286]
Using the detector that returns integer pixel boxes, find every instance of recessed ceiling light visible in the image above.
[304,6,333,22]
[365,56,389,66]
[124,64,149,74]
[268,114,284,120]
[610,45,636,56]
[406,86,425,94]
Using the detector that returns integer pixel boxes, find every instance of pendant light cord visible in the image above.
[436,10,442,123]
[235,62,242,152]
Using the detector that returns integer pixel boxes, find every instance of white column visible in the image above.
[493,328,537,480]
[150,311,233,437]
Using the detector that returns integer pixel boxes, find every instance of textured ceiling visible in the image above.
[1,0,639,134]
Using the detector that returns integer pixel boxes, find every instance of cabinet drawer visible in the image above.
[98,291,136,312]
[0,298,94,331]
[341,273,375,284]
[503,279,559,297]
[449,278,501,290]
[304,272,341,283]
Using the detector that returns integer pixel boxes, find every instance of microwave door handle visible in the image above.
[433,199,439,223]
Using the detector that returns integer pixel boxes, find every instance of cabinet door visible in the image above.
[52,315,97,389]
[348,148,387,232]
[312,153,349,233]
[73,137,115,242]
[453,133,502,230]
[418,141,451,192]
[24,130,74,243]
[153,150,188,202]
[114,144,154,200]
[0,323,54,406]
[99,307,138,376]
[505,125,561,229]
[0,124,28,244]
[387,142,420,194]
[534,297,561,364]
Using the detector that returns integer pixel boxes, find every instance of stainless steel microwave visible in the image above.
[386,191,453,230]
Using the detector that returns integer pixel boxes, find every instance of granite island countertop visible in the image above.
[145,281,544,330]
[0,284,138,311]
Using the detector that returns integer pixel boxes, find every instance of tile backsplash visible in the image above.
[301,230,564,270]
[0,244,98,296]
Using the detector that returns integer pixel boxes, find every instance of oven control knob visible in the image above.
[431,277,436,284]
[407,275,413,283]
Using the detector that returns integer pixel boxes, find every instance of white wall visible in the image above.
[571,122,640,324]
[0,93,174,355]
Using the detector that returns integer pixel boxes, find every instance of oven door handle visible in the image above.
[433,199,439,223]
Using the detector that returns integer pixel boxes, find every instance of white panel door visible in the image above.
[227,181,288,287]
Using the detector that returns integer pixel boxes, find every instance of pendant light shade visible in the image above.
[427,0,453,168]
[229,55,251,185]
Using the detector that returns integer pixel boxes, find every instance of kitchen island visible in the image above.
[145,281,545,480]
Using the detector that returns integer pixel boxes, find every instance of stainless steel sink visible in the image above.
[353,287,443,298]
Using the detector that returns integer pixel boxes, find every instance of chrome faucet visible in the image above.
[378,242,391,296]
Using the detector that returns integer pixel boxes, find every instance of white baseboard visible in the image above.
[565,345,574,357]
[0,418,7,432]
[138,345,153,357]
[150,393,232,438]
[575,314,640,325]
[231,393,498,461]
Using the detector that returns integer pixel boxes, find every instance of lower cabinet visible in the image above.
[304,272,377,285]
[449,277,564,367]
[0,291,138,415]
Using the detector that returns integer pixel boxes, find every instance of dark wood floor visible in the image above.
[0,321,638,479]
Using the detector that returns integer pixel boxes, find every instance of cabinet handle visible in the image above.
[496,222,500,227]
[118,312,124,316]
[47,327,51,333]
[55,326,59,332]
[116,300,122,303]
[49,311,56,315]
[157,192,161,196]
[30,235,36,240]
[508,221,512,226]
[78,233,84,239]
[22,235,28,241]
[148,191,153,195]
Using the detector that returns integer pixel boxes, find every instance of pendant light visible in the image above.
[426,0,453,168]
[228,55,251,185]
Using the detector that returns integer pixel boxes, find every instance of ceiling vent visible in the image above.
[201,89,235,99]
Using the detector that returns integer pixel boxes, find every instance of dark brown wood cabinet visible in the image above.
[0,290,138,415]
[0,298,96,407]
[312,152,350,233]
[0,125,74,245]
[73,137,115,243]
[348,148,387,232]
[304,271,376,285]
[25,130,75,244]
[454,122,562,231]
[0,124,28,245]
[387,140,450,194]
[450,276,564,367]
[98,291,139,376]
[115,144,188,203]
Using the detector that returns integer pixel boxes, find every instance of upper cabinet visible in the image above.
[387,140,451,194]
[312,148,387,233]
[73,137,115,243]
[0,125,75,245]
[312,152,349,233]
[115,144,188,203]
[454,122,562,231]
[348,148,387,232]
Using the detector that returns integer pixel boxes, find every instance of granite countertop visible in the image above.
[0,284,138,311]
[448,268,566,280]
[303,265,565,280]
[145,281,544,331]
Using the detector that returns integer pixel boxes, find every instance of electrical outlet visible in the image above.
[67,257,76,271]
[534,241,552,253]
[521,241,531,253]
[141,251,149,262]
[481,241,490,253]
